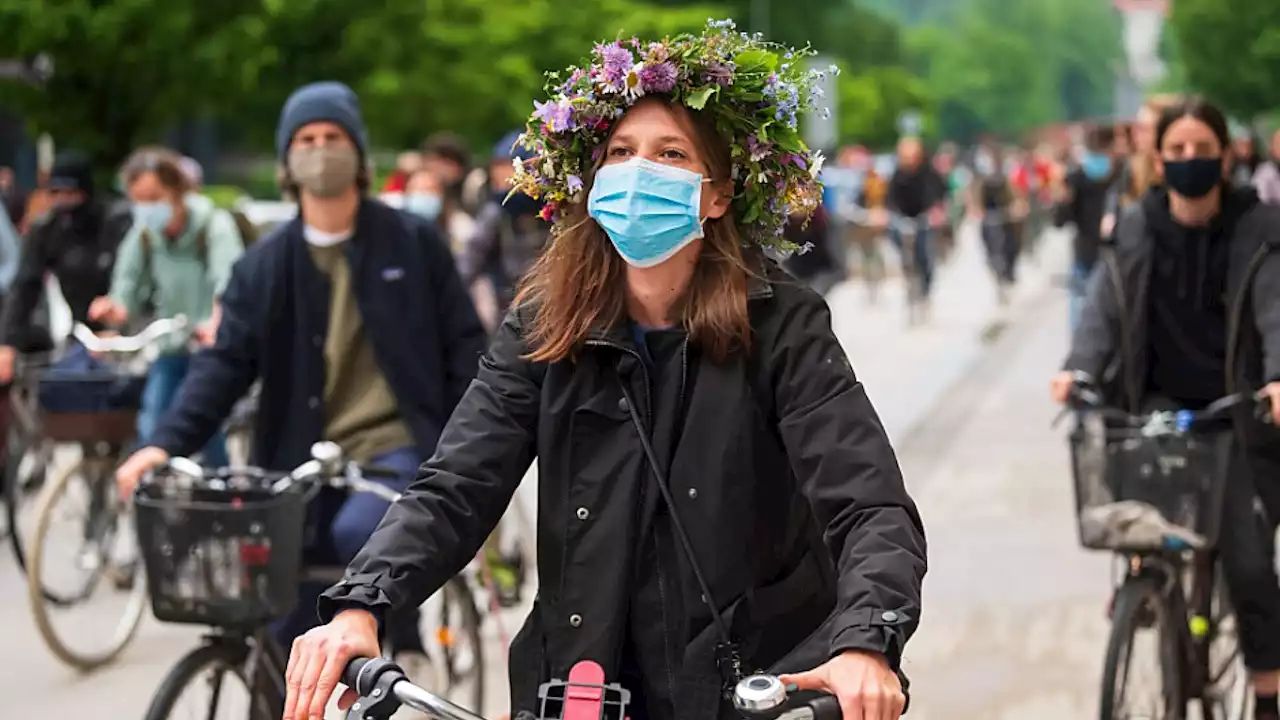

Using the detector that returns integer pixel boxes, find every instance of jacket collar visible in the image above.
[584,250,774,346]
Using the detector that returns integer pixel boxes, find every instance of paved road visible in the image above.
[0,222,1097,717]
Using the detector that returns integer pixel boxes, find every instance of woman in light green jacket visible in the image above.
[88,148,243,465]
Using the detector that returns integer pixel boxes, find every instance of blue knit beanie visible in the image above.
[276,81,369,161]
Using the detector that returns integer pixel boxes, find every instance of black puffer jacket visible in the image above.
[320,258,928,720]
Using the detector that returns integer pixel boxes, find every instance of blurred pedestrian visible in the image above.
[1054,124,1117,329]
[1254,128,1280,206]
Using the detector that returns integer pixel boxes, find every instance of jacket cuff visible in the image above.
[317,572,396,625]
[828,606,912,670]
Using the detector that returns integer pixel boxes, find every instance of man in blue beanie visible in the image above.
[116,82,487,660]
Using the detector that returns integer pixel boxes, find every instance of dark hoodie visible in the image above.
[1144,185,1258,406]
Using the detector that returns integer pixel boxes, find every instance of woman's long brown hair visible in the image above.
[515,98,753,364]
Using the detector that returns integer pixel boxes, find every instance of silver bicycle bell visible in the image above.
[310,441,343,471]
[733,674,788,714]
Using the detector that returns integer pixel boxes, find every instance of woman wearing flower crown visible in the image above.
[285,20,926,720]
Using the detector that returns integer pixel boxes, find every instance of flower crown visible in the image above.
[510,18,834,252]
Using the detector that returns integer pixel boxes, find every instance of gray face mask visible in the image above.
[288,145,359,198]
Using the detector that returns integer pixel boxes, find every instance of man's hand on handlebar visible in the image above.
[0,345,16,385]
[115,446,171,500]
[88,296,129,327]
[779,650,905,720]
[1050,370,1076,405]
[1262,382,1280,426]
[284,608,381,720]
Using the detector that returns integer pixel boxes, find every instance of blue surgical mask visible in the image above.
[133,201,174,235]
[587,158,707,268]
[404,192,443,221]
[1081,152,1113,181]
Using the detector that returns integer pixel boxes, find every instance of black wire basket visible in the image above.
[135,479,307,627]
[1069,416,1231,552]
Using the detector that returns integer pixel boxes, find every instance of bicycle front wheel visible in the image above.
[4,428,45,574]
[26,454,147,671]
[143,642,276,720]
[1100,575,1184,720]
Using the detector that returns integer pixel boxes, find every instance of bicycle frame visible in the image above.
[1119,549,1224,706]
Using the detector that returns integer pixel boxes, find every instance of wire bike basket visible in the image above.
[1069,413,1231,553]
[135,474,307,627]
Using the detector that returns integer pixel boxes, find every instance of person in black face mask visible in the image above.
[0,151,132,381]
[454,130,551,332]
[1051,97,1280,720]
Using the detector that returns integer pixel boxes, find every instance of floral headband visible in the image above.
[510,18,834,252]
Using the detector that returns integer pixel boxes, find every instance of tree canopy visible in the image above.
[1167,0,1280,119]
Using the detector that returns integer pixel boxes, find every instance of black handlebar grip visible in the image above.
[341,656,396,696]
[808,695,842,720]
[360,465,404,480]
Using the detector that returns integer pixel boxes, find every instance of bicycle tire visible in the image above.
[438,576,486,714]
[1203,575,1251,720]
[142,641,276,720]
[1099,576,1184,720]
[27,456,147,671]
[4,424,35,571]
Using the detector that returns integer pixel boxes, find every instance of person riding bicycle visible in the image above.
[970,145,1018,296]
[1050,98,1280,720]
[87,147,245,466]
[113,81,488,662]
[1054,124,1118,330]
[455,131,551,333]
[0,151,133,382]
[285,23,926,720]
[886,136,946,303]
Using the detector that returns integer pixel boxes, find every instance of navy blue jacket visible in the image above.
[150,198,487,470]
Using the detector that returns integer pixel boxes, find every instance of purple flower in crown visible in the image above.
[701,60,735,87]
[639,62,677,93]
[597,42,635,88]
[566,175,584,194]
[533,99,573,133]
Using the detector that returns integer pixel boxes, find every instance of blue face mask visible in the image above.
[133,201,174,235]
[1081,152,1113,181]
[404,192,443,221]
[587,158,708,268]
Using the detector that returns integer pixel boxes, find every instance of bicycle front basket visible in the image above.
[1069,416,1231,552]
[135,482,306,627]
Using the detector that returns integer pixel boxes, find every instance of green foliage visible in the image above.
[899,0,1121,141]
[1168,0,1280,118]
[835,66,934,149]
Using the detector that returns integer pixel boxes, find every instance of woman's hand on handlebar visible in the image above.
[1050,370,1075,405]
[87,296,128,326]
[115,446,170,500]
[284,609,381,720]
[779,650,905,720]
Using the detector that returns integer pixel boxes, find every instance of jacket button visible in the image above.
[575,507,589,521]
[688,488,698,499]
[617,397,629,413]
[308,396,320,410]
[313,335,323,348]
[569,613,583,627]
[881,610,899,623]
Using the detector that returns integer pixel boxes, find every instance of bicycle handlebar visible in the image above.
[1065,370,1265,430]
[73,315,189,354]
[153,441,403,502]
[342,656,486,720]
[340,658,841,720]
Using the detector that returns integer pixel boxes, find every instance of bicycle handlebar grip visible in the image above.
[359,465,403,480]
[341,656,378,696]
[806,695,841,720]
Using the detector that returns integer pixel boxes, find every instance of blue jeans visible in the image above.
[1069,260,1094,332]
[271,445,424,651]
[138,354,228,466]
[889,218,934,298]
